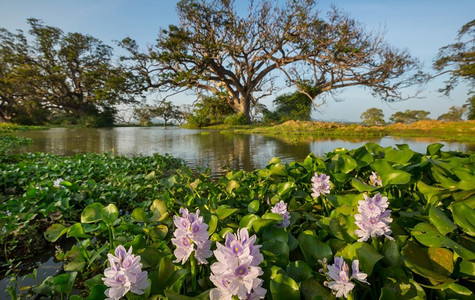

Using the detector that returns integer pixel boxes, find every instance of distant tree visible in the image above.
[437,105,466,122]
[464,95,475,120]
[273,87,320,122]
[389,109,431,124]
[434,19,474,119]
[194,95,235,124]
[0,28,38,122]
[360,108,386,126]
[175,104,194,125]
[154,101,180,127]
[120,0,421,122]
[0,19,134,125]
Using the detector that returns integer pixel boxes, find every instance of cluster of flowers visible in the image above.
[369,171,382,187]
[354,193,393,242]
[209,228,266,299]
[171,208,212,264]
[311,172,331,198]
[321,257,368,298]
[102,245,149,300]
[271,200,290,228]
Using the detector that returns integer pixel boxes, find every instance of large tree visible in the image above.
[0,19,133,125]
[120,0,422,122]
[434,19,474,119]
[360,108,385,126]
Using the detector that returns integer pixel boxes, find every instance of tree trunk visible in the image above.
[237,95,251,123]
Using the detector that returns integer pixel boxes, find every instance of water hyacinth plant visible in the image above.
[102,245,149,300]
[171,208,212,264]
[323,257,368,298]
[271,200,290,228]
[310,172,331,198]
[369,171,382,187]
[210,228,266,299]
[354,193,393,242]
[3,143,475,299]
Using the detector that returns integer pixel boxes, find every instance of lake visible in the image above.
[14,127,474,177]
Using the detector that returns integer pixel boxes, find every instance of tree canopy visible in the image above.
[360,108,385,126]
[0,19,132,125]
[389,109,430,124]
[120,0,422,122]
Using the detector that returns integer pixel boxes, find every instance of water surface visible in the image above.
[15,127,474,177]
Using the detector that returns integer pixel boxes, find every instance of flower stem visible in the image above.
[190,254,197,292]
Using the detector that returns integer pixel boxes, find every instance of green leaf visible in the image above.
[150,199,168,222]
[53,272,77,295]
[145,171,155,180]
[401,242,453,282]
[240,214,259,229]
[261,239,290,268]
[452,202,475,237]
[44,223,69,242]
[427,143,444,156]
[269,163,287,176]
[67,223,90,239]
[334,154,357,174]
[412,223,475,260]
[248,200,260,214]
[298,233,332,267]
[102,203,119,225]
[207,214,218,235]
[81,203,103,223]
[151,256,174,295]
[262,227,288,243]
[131,207,146,222]
[351,178,379,192]
[371,159,411,185]
[286,260,313,283]
[277,182,296,197]
[140,247,161,269]
[270,274,300,300]
[336,242,383,275]
[216,205,239,220]
[84,274,104,290]
[166,269,189,293]
[226,179,240,193]
[165,289,210,300]
[300,278,331,300]
[429,206,457,235]
[385,148,414,164]
[85,285,107,300]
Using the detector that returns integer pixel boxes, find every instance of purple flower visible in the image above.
[53,178,64,188]
[271,200,291,228]
[354,193,393,242]
[325,257,368,298]
[102,245,149,300]
[210,228,266,300]
[311,173,331,198]
[171,208,212,264]
[369,171,382,187]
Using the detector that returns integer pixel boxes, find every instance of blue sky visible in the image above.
[0,0,473,122]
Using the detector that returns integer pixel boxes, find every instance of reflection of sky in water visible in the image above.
[15,127,474,177]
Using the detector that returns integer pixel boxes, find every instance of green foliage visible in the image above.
[434,19,474,96]
[360,107,386,125]
[224,113,248,126]
[438,105,466,121]
[0,19,132,126]
[389,109,431,124]
[272,91,313,122]
[2,143,475,299]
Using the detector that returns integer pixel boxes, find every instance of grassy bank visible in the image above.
[226,120,475,143]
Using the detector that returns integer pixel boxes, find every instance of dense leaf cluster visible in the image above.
[1,143,474,299]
